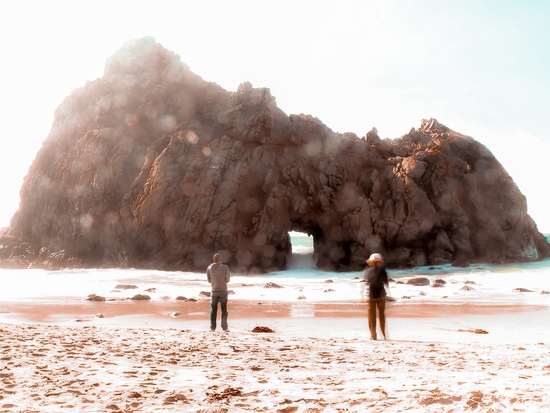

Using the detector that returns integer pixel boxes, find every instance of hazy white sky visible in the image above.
[1,0,549,231]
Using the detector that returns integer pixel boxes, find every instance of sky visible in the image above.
[1,0,549,232]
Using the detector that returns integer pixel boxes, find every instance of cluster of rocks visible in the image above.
[0,36,548,273]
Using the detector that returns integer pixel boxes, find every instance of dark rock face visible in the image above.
[1,37,549,273]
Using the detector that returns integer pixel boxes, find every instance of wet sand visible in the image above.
[1,297,550,411]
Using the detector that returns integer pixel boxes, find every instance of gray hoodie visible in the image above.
[206,262,230,292]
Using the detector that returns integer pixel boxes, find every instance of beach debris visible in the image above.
[464,280,477,285]
[324,279,334,283]
[163,391,189,405]
[418,389,462,405]
[431,279,447,287]
[228,290,235,295]
[169,312,181,317]
[460,285,475,291]
[388,277,396,283]
[144,288,156,292]
[199,291,211,297]
[406,277,430,286]
[297,295,307,300]
[86,294,105,301]
[115,284,138,290]
[130,294,151,300]
[458,329,488,334]
[402,296,411,299]
[466,390,484,409]
[540,290,550,295]
[324,289,335,293]
[251,326,275,333]
[513,288,533,293]
[206,386,242,401]
[94,313,104,318]
[264,282,284,289]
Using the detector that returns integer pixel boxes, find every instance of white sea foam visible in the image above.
[1,232,549,306]
[1,258,550,307]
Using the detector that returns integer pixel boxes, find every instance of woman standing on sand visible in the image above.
[363,253,389,340]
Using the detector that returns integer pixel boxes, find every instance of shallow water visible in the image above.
[1,232,549,307]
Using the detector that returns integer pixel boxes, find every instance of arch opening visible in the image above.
[287,231,314,269]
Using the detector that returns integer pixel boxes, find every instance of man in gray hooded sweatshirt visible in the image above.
[206,253,231,332]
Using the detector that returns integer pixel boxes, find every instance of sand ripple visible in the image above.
[1,324,549,412]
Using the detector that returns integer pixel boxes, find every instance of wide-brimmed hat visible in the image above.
[366,253,383,264]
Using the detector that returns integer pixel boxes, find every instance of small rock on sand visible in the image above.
[514,288,533,293]
[251,326,275,333]
[86,294,105,301]
[130,294,151,300]
[115,284,139,290]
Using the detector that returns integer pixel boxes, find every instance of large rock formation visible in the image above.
[1,37,548,272]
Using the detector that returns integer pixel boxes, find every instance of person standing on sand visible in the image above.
[206,253,231,332]
[363,253,389,340]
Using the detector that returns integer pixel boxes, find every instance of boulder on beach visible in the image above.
[431,279,447,288]
[130,294,151,300]
[0,36,548,273]
[86,294,105,302]
[406,277,430,286]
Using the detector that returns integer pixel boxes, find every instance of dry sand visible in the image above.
[1,297,550,412]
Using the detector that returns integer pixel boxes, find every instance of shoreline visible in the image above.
[1,297,548,344]
[1,296,546,322]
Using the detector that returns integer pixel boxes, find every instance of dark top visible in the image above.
[363,266,389,299]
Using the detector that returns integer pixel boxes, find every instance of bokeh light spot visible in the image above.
[186,131,198,144]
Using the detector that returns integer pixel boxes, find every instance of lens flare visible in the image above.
[185,131,198,144]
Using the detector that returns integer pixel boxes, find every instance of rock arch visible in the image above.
[1,37,549,272]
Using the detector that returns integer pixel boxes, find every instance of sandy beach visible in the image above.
[1,295,550,412]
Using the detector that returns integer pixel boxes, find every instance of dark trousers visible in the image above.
[210,290,229,331]
[368,297,386,340]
